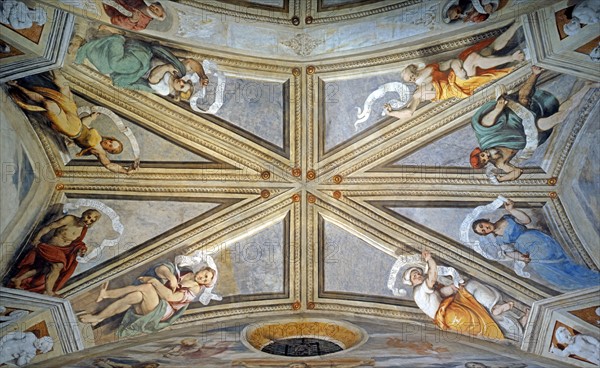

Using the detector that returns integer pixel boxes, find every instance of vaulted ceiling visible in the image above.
[1,1,599,367]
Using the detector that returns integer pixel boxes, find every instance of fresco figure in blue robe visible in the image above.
[472,200,599,291]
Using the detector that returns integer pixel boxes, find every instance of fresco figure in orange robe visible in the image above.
[385,22,524,121]
[404,250,516,340]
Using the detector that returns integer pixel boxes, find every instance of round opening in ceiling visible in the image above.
[241,319,367,358]
[262,337,343,357]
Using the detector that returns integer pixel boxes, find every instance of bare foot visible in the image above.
[96,281,109,303]
[10,277,22,289]
[512,50,525,62]
[6,80,18,87]
[553,81,595,115]
[492,301,514,316]
[79,313,102,326]
[494,96,508,111]
[532,65,543,75]
[44,290,57,297]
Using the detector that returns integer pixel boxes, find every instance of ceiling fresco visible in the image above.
[0,0,599,367]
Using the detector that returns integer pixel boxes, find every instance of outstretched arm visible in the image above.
[504,200,531,225]
[422,250,437,289]
[385,87,423,120]
[183,59,209,86]
[413,66,434,87]
[92,149,135,175]
[80,112,100,128]
[518,66,542,106]
[494,160,523,182]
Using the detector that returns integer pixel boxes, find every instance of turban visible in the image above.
[470,147,485,169]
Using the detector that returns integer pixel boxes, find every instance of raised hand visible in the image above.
[422,250,432,262]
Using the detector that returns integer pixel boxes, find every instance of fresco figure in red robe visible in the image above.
[102,0,166,31]
[10,209,101,296]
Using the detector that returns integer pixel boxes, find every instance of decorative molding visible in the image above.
[316,194,550,301]
[30,122,63,173]
[57,172,272,182]
[339,176,550,186]
[521,286,600,357]
[60,185,266,195]
[176,1,294,24]
[0,287,85,354]
[550,196,599,270]
[281,34,324,57]
[309,0,421,24]
[240,318,368,353]
[291,201,301,302]
[307,200,317,303]
[551,89,600,178]
[308,302,428,322]
[293,72,302,167]
[522,10,600,81]
[307,74,316,169]
[174,50,293,74]
[330,189,550,198]
[175,303,295,324]
[63,65,294,177]
[0,8,73,82]
[326,67,530,178]
[315,27,505,73]
[3,6,598,357]
[62,195,288,296]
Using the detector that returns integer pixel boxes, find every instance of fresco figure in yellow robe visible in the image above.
[386,22,524,121]
[7,70,137,174]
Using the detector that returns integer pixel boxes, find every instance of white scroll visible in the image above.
[63,199,124,263]
[77,106,141,162]
[187,60,226,114]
